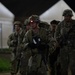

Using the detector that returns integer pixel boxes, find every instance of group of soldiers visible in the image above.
[7,9,75,75]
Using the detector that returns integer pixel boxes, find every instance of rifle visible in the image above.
[13,46,22,74]
[28,35,49,63]
[28,35,50,74]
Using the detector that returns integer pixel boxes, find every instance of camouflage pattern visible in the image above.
[7,28,25,75]
[14,21,22,27]
[62,9,73,16]
[23,19,30,29]
[48,29,56,54]
[13,21,23,30]
[19,18,32,75]
[55,19,75,75]
[48,20,59,54]
[7,32,18,75]
[28,15,40,23]
[39,21,50,30]
[48,20,61,75]
[20,27,50,75]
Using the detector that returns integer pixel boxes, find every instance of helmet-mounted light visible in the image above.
[30,20,34,23]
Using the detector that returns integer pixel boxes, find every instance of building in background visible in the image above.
[0,2,14,48]
[40,0,75,24]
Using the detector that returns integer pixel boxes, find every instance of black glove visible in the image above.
[37,43,49,53]
[28,43,37,49]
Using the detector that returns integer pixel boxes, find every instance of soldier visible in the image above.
[48,20,60,75]
[55,9,75,75]
[20,18,31,75]
[49,20,59,38]
[39,21,50,30]
[23,18,31,32]
[20,15,50,75]
[7,21,24,75]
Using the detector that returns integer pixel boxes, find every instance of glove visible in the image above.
[37,43,49,53]
[28,43,37,49]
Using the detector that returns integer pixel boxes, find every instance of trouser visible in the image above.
[49,47,60,75]
[11,59,20,75]
[27,54,47,75]
[60,46,75,75]
[10,52,19,75]
[55,62,61,75]
[20,49,32,75]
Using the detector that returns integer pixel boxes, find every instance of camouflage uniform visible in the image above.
[39,21,50,30]
[7,21,25,75]
[20,15,50,75]
[19,19,31,75]
[55,9,75,75]
[48,20,60,75]
[23,18,31,31]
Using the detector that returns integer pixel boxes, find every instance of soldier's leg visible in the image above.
[27,54,42,75]
[10,53,18,75]
[49,53,56,75]
[60,58,68,75]
[69,50,75,75]
[20,50,32,75]
[60,48,69,75]
[10,59,19,75]
[55,55,61,75]
[27,53,47,75]
[36,54,47,75]
[55,62,61,75]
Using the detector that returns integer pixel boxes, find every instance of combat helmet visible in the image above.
[24,19,30,26]
[50,20,60,25]
[28,15,40,23]
[62,9,73,16]
[39,21,50,29]
[23,19,30,29]
[14,21,22,27]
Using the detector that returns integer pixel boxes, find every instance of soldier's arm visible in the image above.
[55,23,61,39]
[7,33,15,47]
[40,28,49,43]
[21,30,30,50]
[55,23,61,47]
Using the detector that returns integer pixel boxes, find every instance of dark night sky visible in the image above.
[0,0,74,21]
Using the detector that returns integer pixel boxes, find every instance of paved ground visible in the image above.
[0,71,72,75]
[0,73,20,75]
[0,73,10,75]
[0,53,72,75]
